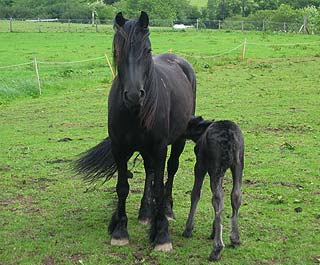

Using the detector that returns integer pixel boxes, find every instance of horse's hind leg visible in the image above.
[182,161,206,238]
[164,138,186,220]
[138,152,154,225]
[230,161,243,246]
[108,148,132,246]
[208,169,225,261]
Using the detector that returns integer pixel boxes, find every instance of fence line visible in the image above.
[37,56,105,65]
[178,43,243,59]
[247,40,320,46]
[0,37,319,72]
[2,37,319,70]
[0,17,318,34]
[0,61,33,69]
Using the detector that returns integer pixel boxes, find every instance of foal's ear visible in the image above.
[139,11,149,29]
[188,116,203,128]
[115,12,127,27]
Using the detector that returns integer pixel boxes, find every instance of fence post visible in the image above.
[196,19,199,30]
[242,38,247,60]
[9,17,13,32]
[283,22,286,32]
[104,53,115,79]
[34,58,41,96]
[303,15,308,34]
[241,21,244,31]
[218,20,221,30]
[262,20,265,31]
[38,18,41,33]
[68,19,71,32]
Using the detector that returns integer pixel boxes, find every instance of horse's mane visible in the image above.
[112,20,157,130]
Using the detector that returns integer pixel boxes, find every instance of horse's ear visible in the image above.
[115,12,127,27]
[139,11,149,29]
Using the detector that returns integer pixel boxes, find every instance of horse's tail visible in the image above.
[74,137,117,183]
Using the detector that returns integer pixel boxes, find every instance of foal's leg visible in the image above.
[150,143,172,251]
[164,138,186,220]
[138,152,154,225]
[230,162,243,246]
[108,148,132,246]
[182,161,206,238]
[208,169,225,261]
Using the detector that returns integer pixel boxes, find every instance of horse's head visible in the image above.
[113,11,152,110]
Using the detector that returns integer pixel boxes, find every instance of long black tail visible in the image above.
[74,137,117,184]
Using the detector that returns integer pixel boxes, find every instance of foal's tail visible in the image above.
[74,137,117,183]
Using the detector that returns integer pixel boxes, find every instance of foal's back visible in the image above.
[198,120,244,172]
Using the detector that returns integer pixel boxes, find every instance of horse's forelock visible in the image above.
[113,20,150,69]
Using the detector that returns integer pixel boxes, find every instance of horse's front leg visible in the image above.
[150,143,172,251]
[164,138,186,220]
[109,147,132,246]
[138,152,154,225]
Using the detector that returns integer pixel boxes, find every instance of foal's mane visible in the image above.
[112,20,158,130]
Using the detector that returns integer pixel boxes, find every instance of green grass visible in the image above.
[0,30,320,264]
[189,0,208,8]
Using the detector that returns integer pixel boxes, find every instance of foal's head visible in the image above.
[113,11,153,110]
[186,116,213,142]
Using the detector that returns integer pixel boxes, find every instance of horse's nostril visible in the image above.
[124,90,129,100]
[140,89,145,98]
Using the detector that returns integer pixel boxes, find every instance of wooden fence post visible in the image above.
[242,38,247,60]
[105,53,115,79]
[34,58,41,96]
[196,19,199,30]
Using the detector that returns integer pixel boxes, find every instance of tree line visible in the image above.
[0,0,319,26]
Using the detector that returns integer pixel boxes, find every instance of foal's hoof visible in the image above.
[182,229,193,238]
[154,242,173,252]
[208,246,224,261]
[230,238,241,247]
[110,237,129,246]
[138,217,151,225]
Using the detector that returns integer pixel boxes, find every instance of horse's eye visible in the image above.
[146,48,152,54]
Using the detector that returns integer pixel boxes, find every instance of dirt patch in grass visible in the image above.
[42,256,55,265]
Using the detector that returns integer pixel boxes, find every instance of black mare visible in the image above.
[76,11,196,251]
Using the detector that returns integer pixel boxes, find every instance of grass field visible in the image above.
[0,29,320,264]
[190,0,208,8]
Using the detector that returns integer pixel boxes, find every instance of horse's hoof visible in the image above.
[154,242,173,252]
[182,229,192,238]
[230,239,241,247]
[138,218,151,225]
[110,237,129,246]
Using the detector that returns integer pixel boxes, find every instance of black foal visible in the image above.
[182,116,244,261]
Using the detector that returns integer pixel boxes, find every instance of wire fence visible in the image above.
[1,37,320,103]
[0,17,317,34]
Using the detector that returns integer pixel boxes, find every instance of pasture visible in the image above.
[0,29,319,264]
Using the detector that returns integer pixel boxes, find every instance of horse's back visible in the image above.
[153,53,196,142]
[153,53,196,95]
